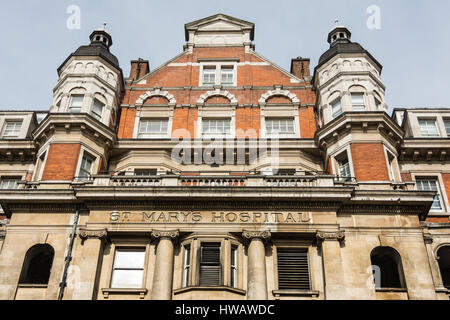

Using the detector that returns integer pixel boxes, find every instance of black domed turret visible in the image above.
[317,20,382,71]
[57,24,120,75]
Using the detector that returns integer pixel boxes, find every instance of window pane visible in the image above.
[92,100,104,119]
[111,270,144,288]
[332,100,342,118]
[266,119,295,134]
[351,93,365,111]
[2,121,22,137]
[202,119,231,136]
[221,67,234,85]
[419,120,439,137]
[445,121,450,135]
[0,178,20,189]
[139,120,168,135]
[417,179,442,210]
[113,249,146,269]
[70,95,84,113]
[203,67,216,86]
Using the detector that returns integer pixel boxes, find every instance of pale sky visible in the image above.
[0,0,449,113]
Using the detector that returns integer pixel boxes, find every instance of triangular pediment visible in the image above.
[185,14,254,41]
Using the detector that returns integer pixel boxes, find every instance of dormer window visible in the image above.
[1,120,22,139]
[419,119,439,137]
[351,93,366,111]
[69,95,84,113]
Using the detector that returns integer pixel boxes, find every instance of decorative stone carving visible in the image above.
[242,230,271,243]
[316,231,345,243]
[197,89,238,105]
[258,88,300,105]
[423,233,433,244]
[151,230,179,241]
[135,89,177,106]
[79,228,108,241]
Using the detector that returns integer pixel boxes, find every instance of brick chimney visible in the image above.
[290,57,310,79]
[130,58,150,81]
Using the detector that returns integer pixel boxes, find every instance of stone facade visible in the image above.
[0,14,449,300]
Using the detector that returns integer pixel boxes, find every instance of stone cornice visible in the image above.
[151,230,179,241]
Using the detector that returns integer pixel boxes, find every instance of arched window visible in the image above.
[370,246,406,289]
[437,246,450,289]
[19,244,55,285]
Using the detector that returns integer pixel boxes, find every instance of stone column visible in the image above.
[317,231,346,300]
[72,228,107,300]
[151,230,179,300]
[243,230,271,300]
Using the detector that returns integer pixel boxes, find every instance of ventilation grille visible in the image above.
[277,248,311,290]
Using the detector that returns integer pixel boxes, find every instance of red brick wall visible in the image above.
[426,217,450,223]
[41,144,81,181]
[118,108,136,139]
[144,96,170,105]
[205,96,230,104]
[236,107,260,138]
[266,96,292,104]
[299,107,316,139]
[172,107,198,139]
[327,157,333,174]
[441,173,450,209]
[350,143,390,181]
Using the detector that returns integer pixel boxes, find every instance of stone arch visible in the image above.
[135,89,176,106]
[197,89,238,105]
[258,88,300,105]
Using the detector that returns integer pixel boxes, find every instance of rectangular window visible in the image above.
[416,179,443,211]
[351,93,366,111]
[375,98,382,110]
[138,119,168,138]
[183,245,191,287]
[92,100,104,120]
[331,99,342,118]
[203,67,216,86]
[265,118,295,135]
[202,119,231,137]
[1,120,22,138]
[419,119,439,137]
[277,248,311,290]
[386,152,396,181]
[230,245,237,288]
[221,66,234,86]
[444,120,450,136]
[0,177,21,190]
[79,153,94,180]
[111,248,146,289]
[69,95,84,113]
[336,153,351,181]
[199,243,221,286]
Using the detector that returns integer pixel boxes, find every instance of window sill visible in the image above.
[375,288,407,293]
[435,287,450,294]
[173,286,246,296]
[18,284,48,288]
[272,290,320,297]
[101,288,148,299]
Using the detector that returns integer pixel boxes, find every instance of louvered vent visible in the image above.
[277,248,311,290]
[199,243,221,286]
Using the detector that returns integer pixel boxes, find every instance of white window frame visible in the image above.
[351,93,366,112]
[230,245,238,288]
[416,177,445,212]
[418,119,440,137]
[0,177,21,190]
[264,117,296,138]
[201,118,232,139]
[1,120,22,139]
[69,95,84,113]
[91,99,104,121]
[137,119,169,139]
[110,247,146,289]
[331,99,342,119]
[199,62,237,87]
[183,245,191,287]
[332,147,355,181]
[75,148,98,181]
[444,119,450,137]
